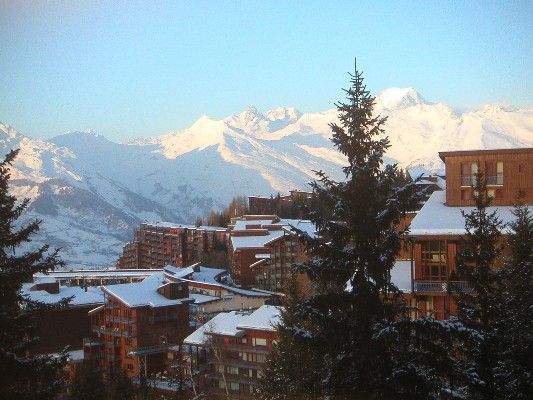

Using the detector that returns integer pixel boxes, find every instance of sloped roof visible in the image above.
[184,305,282,345]
[21,283,104,307]
[409,191,532,236]
[102,272,191,308]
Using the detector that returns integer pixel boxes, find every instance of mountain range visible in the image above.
[1,87,532,268]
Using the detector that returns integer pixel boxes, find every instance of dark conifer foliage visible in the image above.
[0,149,67,399]
[451,173,504,399]
[258,65,422,400]
[493,202,533,399]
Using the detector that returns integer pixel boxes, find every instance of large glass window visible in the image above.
[421,241,447,281]
[461,162,478,186]
[486,161,504,185]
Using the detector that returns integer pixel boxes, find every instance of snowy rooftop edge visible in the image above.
[409,191,533,236]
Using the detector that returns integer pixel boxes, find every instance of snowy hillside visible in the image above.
[1,88,532,267]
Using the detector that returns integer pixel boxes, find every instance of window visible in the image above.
[421,241,447,281]
[421,241,446,263]
[252,337,267,347]
[486,161,504,185]
[461,162,478,186]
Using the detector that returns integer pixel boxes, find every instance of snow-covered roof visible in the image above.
[189,293,219,304]
[233,219,278,230]
[391,261,412,293]
[163,265,195,279]
[184,305,282,345]
[102,272,192,308]
[230,229,285,250]
[184,311,250,345]
[145,222,226,232]
[164,264,228,285]
[164,265,271,298]
[237,305,282,331]
[409,191,532,236]
[281,219,317,238]
[33,269,161,280]
[21,283,104,307]
[191,266,227,283]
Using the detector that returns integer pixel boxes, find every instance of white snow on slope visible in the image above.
[1,88,532,267]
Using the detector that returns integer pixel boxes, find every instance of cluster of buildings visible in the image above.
[23,147,532,399]
[117,223,227,269]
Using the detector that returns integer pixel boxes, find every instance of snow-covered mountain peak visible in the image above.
[225,106,268,133]
[376,87,427,110]
[0,122,19,140]
[265,106,302,122]
[478,103,518,114]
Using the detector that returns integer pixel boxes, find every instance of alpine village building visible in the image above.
[407,148,533,319]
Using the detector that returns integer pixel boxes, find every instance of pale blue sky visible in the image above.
[1,1,532,141]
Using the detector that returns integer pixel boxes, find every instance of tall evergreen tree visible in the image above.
[258,64,421,400]
[493,202,533,399]
[0,149,67,399]
[450,173,504,399]
[69,362,106,400]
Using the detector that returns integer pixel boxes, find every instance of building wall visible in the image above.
[31,305,96,354]
[91,292,191,379]
[442,149,533,206]
[117,224,227,269]
[203,329,277,399]
[230,248,266,287]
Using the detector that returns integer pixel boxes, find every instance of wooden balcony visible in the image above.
[414,280,472,294]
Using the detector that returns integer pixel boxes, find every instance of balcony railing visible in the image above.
[460,175,476,187]
[92,326,137,338]
[106,316,134,324]
[486,174,504,186]
[414,280,472,293]
[461,174,503,187]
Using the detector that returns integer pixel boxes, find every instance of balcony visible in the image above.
[414,280,472,294]
[106,316,134,324]
[460,175,476,187]
[486,174,504,186]
[93,326,137,338]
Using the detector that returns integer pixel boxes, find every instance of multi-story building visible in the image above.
[88,272,193,378]
[248,190,313,217]
[21,279,104,354]
[228,216,315,288]
[117,222,227,269]
[181,305,281,399]
[407,148,533,319]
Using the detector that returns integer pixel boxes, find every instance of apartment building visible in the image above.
[407,148,533,319]
[248,190,313,216]
[87,273,193,378]
[182,305,281,399]
[117,222,227,269]
[21,279,104,354]
[228,216,315,288]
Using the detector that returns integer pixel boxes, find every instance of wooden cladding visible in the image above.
[440,149,533,206]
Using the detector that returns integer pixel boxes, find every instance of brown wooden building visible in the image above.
[182,305,281,399]
[228,216,315,288]
[407,148,533,319]
[21,279,104,355]
[87,273,193,378]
